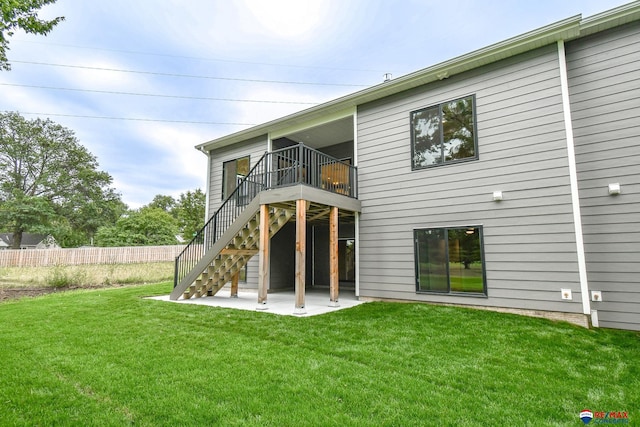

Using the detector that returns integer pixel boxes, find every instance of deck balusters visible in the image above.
[174,144,357,288]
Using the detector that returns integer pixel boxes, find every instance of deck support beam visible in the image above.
[294,199,307,315]
[230,271,239,298]
[329,206,340,307]
[257,204,269,309]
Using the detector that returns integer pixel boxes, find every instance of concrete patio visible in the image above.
[149,288,365,317]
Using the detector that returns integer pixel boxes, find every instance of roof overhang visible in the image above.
[196,2,639,153]
[580,1,640,37]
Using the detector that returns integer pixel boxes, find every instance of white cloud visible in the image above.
[241,0,331,41]
[140,123,209,180]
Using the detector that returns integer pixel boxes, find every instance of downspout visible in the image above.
[355,213,360,298]
[557,40,593,324]
[353,111,360,298]
[200,147,212,222]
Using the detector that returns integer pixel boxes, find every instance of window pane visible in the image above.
[222,160,237,200]
[222,156,250,200]
[239,264,247,283]
[442,97,475,161]
[448,227,483,293]
[339,239,356,281]
[412,106,442,168]
[416,229,448,292]
[237,157,250,176]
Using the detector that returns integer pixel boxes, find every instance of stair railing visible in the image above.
[174,144,357,288]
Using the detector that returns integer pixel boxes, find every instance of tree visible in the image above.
[143,190,206,241]
[0,111,122,248]
[45,188,128,247]
[146,194,176,213]
[94,207,178,247]
[1,0,64,70]
[173,189,205,240]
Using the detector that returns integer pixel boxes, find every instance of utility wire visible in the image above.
[0,82,320,104]
[11,60,371,87]
[6,111,256,126]
[15,39,385,73]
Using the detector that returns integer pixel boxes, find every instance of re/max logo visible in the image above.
[589,411,630,424]
[594,412,628,419]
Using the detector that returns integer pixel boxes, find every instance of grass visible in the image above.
[0,262,174,289]
[0,283,638,426]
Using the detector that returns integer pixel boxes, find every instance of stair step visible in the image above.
[175,204,296,301]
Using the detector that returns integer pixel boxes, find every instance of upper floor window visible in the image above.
[222,156,250,200]
[411,95,477,169]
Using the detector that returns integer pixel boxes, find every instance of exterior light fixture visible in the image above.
[608,183,621,195]
[493,191,503,201]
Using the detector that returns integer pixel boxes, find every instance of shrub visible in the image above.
[46,265,87,288]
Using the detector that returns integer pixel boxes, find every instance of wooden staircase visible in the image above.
[174,206,294,300]
[172,144,359,301]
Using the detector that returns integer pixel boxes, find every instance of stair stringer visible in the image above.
[170,197,261,300]
[170,198,294,300]
[188,206,294,299]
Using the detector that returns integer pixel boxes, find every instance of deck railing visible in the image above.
[174,144,357,288]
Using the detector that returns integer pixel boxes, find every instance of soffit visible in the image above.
[281,116,353,148]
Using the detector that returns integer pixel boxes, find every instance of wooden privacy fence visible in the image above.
[0,245,188,268]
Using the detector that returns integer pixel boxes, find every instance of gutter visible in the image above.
[199,146,212,221]
[580,0,640,37]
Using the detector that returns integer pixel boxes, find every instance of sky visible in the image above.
[0,0,630,208]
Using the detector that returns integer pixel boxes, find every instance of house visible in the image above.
[172,2,640,331]
[0,233,59,250]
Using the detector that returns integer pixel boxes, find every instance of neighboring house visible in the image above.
[0,233,60,250]
[172,2,640,331]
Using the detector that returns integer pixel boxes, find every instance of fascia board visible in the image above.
[580,0,640,37]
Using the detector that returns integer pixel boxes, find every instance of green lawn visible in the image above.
[1,283,638,426]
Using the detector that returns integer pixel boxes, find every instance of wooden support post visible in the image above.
[257,204,269,309]
[295,199,307,315]
[230,271,239,298]
[329,206,340,307]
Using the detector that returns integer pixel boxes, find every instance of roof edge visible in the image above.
[580,0,640,36]
[197,2,640,152]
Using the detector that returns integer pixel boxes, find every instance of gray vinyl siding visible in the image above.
[208,135,268,214]
[567,23,640,331]
[356,43,585,313]
[207,135,268,289]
